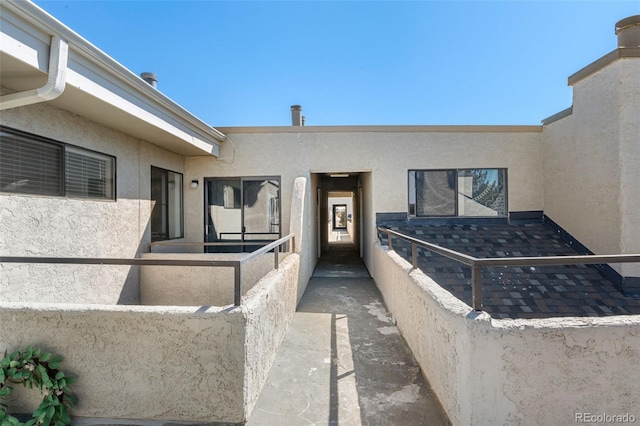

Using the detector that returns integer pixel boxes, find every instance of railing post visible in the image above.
[234,264,241,306]
[274,244,279,270]
[412,242,417,269]
[472,263,483,311]
[387,231,393,250]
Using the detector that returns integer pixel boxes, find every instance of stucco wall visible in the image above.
[0,102,186,304]
[0,253,301,423]
[543,58,640,277]
[242,254,300,416]
[372,242,640,425]
[291,175,315,302]
[186,128,542,280]
[140,252,276,306]
[0,303,247,422]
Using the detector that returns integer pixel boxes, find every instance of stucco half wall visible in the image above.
[372,242,640,426]
[140,252,274,306]
[0,253,300,423]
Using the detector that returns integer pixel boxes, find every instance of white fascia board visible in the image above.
[0,10,50,73]
[1,0,225,153]
[65,52,220,156]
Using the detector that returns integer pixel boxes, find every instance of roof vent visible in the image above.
[140,72,158,88]
[615,15,640,48]
[291,105,303,126]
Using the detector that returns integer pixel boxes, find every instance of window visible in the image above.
[151,166,183,241]
[0,126,115,199]
[65,146,114,199]
[204,177,281,252]
[409,169,506,217]
[333,204,347,229]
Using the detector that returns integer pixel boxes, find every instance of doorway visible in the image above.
[316,173,361,255]
[204,176,281,252]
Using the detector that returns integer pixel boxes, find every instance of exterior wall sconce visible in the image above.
[190,179,199,189]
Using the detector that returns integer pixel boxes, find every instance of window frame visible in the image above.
[0,126,116,200]
[150,166,184,242]
[408,168,508,218]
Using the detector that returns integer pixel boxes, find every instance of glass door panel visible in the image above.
[205,178,242,252]
[205,177,280,252]
[242,179,280,244]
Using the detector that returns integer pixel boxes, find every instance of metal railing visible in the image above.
[0,234,295,307]
[147,240,282,253]
[378,227,640,312]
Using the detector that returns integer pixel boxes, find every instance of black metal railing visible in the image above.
[0,234,295,307]
[378,227,640,311]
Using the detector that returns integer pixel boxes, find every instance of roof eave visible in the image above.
[1,0,226,156]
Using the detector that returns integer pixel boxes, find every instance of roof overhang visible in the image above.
[0,0,225,157]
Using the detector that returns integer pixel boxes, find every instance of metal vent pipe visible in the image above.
[616,15,640,48]
[141,72,158,88]
[291,105,302,126]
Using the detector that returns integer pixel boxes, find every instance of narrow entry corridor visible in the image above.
[247,252,450,425]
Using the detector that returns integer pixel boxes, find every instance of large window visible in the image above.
[409,169,506,217]
[0,126,115,199]
[151,166,183,241]
[205,177,281,252]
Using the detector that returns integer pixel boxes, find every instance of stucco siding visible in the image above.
[140,252,275,306]
[0,303,247,422]
[0,253,301,423]
[186,130,542,280]
[543,58,640,276]
[243,253,300,417]
[0,102,186,304]
[618,59,640,277]
[373,242,640,425]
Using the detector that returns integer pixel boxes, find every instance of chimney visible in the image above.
[291,105,303,126]
[615,15,640,48]
[140,72,158,88]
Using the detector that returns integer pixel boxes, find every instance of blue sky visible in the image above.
[33,1,639,127]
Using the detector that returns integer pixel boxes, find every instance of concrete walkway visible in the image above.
[247,252,450,426]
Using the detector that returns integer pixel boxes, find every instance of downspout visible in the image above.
[0,35,69,110]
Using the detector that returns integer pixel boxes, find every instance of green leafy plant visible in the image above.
[0,346,76,426]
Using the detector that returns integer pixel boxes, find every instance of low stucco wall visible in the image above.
[0,253,300,423]
[140,252,275,306]
[242,254,300,415]
[372,242,640,426]
[0,303,247,422]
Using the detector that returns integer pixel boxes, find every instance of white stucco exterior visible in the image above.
[140,252,276,306]
[0,253,300,423]
[0,102,186,304]
[1,2,639,424]
[373,243,640,426]
[186,127,543,275]
[543,57,640,277]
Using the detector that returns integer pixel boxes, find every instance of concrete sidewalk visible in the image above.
[247,252,450,426]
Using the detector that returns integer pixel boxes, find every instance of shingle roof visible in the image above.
[378,222,640,319]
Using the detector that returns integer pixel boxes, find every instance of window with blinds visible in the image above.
[65,146,114,199]
[0,127,115,200]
